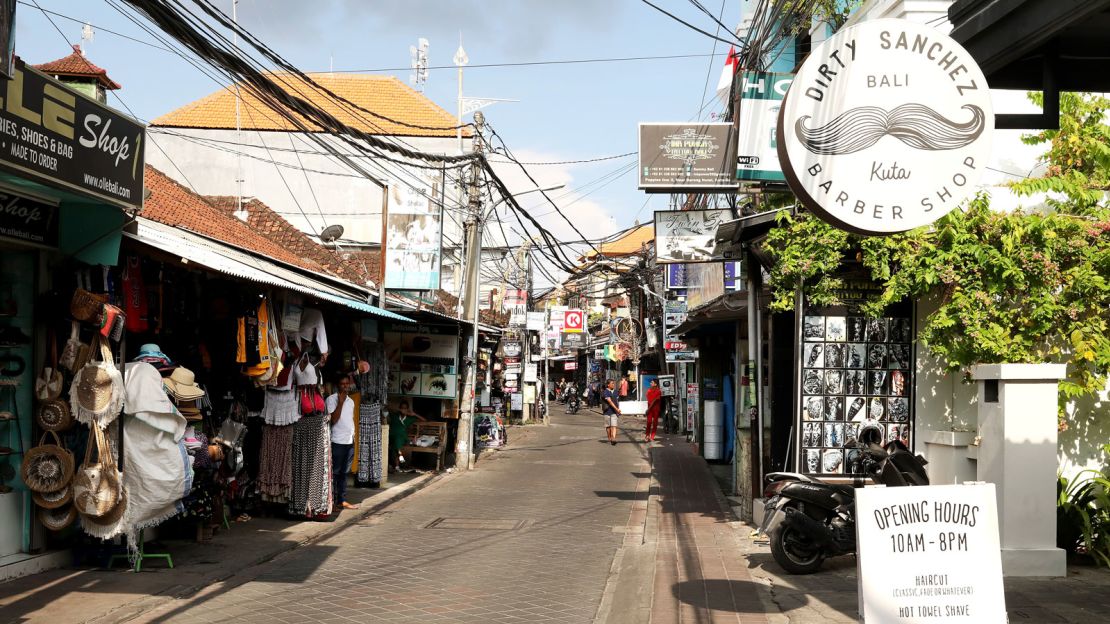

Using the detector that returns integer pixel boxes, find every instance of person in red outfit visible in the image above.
[645,378,662,442]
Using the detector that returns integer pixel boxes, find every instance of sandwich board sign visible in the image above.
[855,483,1006,623]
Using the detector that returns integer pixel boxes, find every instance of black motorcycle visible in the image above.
[758,424,929,574]
[566,389,581,414]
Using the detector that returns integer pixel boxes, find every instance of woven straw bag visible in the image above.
[20,431,75,494]
[34,332,63,401]
[32,484,72,509]
[69,334,124,428]
[36,398,74,432]
[70,288,107,323]
[72,425,121,518]
[80,488,128,540]
[60,321,81,372]
[39,505,77,531]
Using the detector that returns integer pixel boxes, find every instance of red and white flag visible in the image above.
[716,46,739,102]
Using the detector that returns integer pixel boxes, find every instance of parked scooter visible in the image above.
[566,392,581,414]
[758,422,929,574]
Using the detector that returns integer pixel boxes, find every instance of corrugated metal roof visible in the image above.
[127,218,412,323]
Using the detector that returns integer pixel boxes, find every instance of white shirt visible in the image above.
[326,393,355,444]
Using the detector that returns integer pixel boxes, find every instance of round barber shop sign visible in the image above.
[777,19,993,235]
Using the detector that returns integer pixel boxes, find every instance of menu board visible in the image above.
[798,302,914,475]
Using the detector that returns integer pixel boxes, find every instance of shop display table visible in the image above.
[401,422,447,472]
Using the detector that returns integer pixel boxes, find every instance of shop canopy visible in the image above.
[127,217,412,322]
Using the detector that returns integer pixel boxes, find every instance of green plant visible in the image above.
[1057,469,1110,567]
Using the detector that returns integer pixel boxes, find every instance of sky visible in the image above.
[16,0,744,283]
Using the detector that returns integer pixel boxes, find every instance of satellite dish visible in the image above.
[319,224,345,243]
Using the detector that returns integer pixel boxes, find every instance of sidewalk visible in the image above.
[0,470,440,624]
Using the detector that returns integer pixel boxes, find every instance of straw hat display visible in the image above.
[20,432,75,494]
[39,505,77,532]
[163,367,205,401]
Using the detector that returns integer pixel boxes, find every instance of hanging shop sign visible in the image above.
[504,363,521,375]
[664,340,688,351]
[666,350,698,363]
[0,190,58,246]
[638,122,738,192]
[385,178,443,290]
[657,375,676,397]
[654,209,730,264]
[564,361,578,371]
[686,262,726,310]
[777,19,993,235]
[563,309,584,333]
[503,341,522,358]
[856,483,1007,623]
[561,332,586,349]
[510,393,523,411]
[736,72,793,182]
[526,311,546,331]
[509,310,526,328]
[523,363,538,383]
[0,60,146,210]
[502,289,527,316]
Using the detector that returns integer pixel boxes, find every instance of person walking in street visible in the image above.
[602,379,621,445]
[645,378,662,442]
[588,377,600,408]
[327,375,359,511]
[619,374,629,401]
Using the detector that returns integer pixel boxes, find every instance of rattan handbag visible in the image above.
[70,334,124,428]
[32,484,72,509]
[70,288,107,323]
[36,398,74,432]
[20,431,75,494]
[72,425,121,518]
[39,504,77,531]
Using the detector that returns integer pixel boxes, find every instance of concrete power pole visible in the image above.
[457,111,485,471]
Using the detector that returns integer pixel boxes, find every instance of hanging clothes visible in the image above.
[296,307,328,355]
[287,414,331,517]
[354,342,387,485]
[121,256,149,333]
[259,423,293,502]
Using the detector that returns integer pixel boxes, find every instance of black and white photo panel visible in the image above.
[824,369,845,395]
[803,422,822,447]
[847,317,866,342]
[822,449,844,474]
[866,317,889,343]
[802,369,823,395]
[845,343,865,368]
[803,342,824,368]
[889,318,912,343]
[889,370,909,397]
[887,398,910,422]
[845,370,866,395]
[805,448,821,473]
[803,316,826,340]
[825,316,847,342]
[868,397,885,421]
[804,396,825,421]
[867,343,888,369]
[868,370,889,396]
[824,396,844,421]
[846,448,863,474]
[823,422,845,448]
[889,343,911,370]
[823,342,845,368]
[846,396,867,421]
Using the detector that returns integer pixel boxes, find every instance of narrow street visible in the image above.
[30,407,760,624]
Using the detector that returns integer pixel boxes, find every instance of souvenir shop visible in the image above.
[0,57,147,564]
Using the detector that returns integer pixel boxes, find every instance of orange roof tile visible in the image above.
[584,224,655,260]
[32,45,121,90]
[142,165,324,272]
[152,73,466,138]
[206,195,376,284]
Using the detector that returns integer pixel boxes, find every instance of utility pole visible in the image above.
[457,110,485,471]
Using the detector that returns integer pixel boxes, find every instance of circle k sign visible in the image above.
[777,19,993,235]
[564,310,584,333]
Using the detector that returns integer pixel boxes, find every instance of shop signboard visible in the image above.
[665,263,688,296]
[510,393,523,411]
[384,178,443,290]
[561,332,586,349]
[564,361,578,371]
[0,190,58,246]
[526,311,546,331]
[855,483,1006,623]
[654,209,730,264]
[686,382,699,432]
[723,260,745,290]
[0,59,146,210]
[563,309,584,333]
[508,310,526,328]
[503,341,522,358]
[657,375,676,397]
[504,363,521,375]
[796,272,915,476]
[594,348,605,360]
[777,19,993,235]
[639,122,737,192]
[686,262,726,310]
[548,305,567,331]
[502,289,527,316]
[736,72,793,182]
[666,350,697,363]
[523,363,538,383]
[664,340,687,351]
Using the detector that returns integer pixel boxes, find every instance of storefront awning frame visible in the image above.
[126,217,412,322]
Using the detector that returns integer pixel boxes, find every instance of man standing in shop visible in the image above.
[602,379,621,445]
[327,375,359,511]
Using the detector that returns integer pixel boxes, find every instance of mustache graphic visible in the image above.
[795,104,985,155]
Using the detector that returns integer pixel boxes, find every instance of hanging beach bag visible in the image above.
[60,321,82,372]
[69,334,124,428]
[34,332,63,401]
[70,288,107,323]
[72,425,121,518]
[20,431,75,494]
[39,505,77,531]
[32,483,72,509]
[36,398,73,432]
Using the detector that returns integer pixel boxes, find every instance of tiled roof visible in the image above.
[152,73,466,138]
[584,224,655,259]
[142,166,324,272]
[32,45,121,90]
[205,195,375,285]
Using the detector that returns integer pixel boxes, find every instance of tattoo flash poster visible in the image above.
[798,301,914,475]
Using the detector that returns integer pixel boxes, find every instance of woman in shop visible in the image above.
[644,378,662,442]
[389,398,426,473]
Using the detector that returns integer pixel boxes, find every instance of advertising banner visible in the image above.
[736,72,793,182]
[657,375,676,397]
[384,179,443,290]
[564,361,578,371]
[561,332,586,349]
[654,209,730,264]
[523,363,538,383]
[777,19,993,235]
[526,311,546,331]
[0,59,145,209]
[856,483,1006,623]
[563,309,584,333]
[503,289,527,316]
[0,190,58,246]
[503,341,522,358]
[639,123,738,192]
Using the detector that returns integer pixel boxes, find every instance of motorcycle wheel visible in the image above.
[769,523,825,575]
